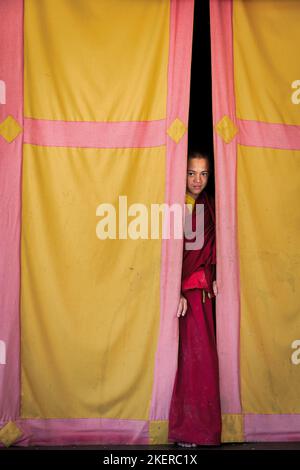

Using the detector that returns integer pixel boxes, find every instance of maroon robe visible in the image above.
[168,190,221,445]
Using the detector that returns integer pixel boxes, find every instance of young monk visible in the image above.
[168,151,221,447]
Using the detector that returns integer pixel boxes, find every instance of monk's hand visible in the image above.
[213,280,218,296]
[177,295,188,317]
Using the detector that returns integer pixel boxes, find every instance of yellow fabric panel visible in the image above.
[234,1,300,125]
[221,415,244,443]
[238,145,300,413]
[21,144,165,419]
[24,0,169,121]
[149,421,169,445]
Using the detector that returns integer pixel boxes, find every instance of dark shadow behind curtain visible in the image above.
[188,0,215,197]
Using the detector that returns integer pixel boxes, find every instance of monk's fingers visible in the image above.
[177,297,187,317]
[181,298,188,316]
[176,298,183,317]
[213,281,218,296]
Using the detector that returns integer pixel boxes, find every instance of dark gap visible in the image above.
[188,0,215,197]
[188,1,217,333]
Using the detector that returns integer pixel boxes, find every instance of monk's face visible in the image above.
[186,157,210,199]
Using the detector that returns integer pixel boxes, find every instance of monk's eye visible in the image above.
[187,172,194,176]
[202,172,209,177]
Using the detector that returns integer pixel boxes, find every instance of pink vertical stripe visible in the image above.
[238,118,300,150]
[0,0,23,422]
[210,0,242,415]
[150,0,194,421]
[244,414,300,442]
[23,117,166,149]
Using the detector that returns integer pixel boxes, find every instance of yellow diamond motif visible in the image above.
[167,118,187,144]
[0,421,23,447]
[0,115,22,143]
[149,420,169,445]
[215,115,238,144]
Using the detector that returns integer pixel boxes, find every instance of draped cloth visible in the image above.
[168,191,221,445]
[0,0,195,446]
